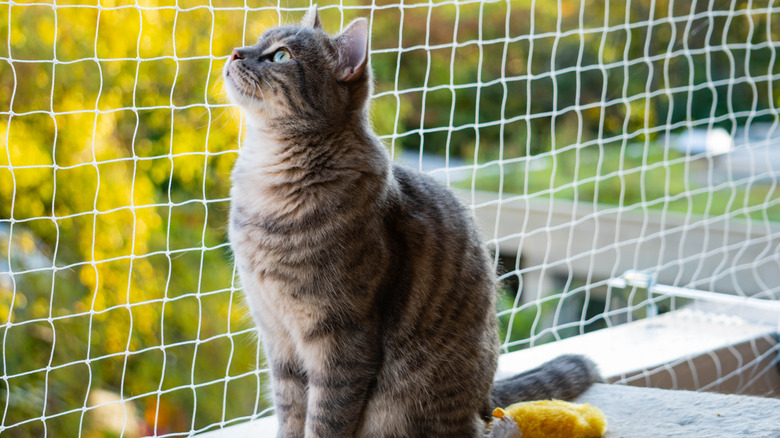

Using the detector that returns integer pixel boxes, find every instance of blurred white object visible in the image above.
[485,415,522,438]
[674,127,734,156]
[669,123,780,183]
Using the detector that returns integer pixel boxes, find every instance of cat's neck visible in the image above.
[231,116,391,218]
[235,116,383,170]
[235,120,290,173]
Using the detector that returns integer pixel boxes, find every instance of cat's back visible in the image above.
[389,165,490,271]
[359,164,499,437]
[386,162,497,322]
[384,163,498,352]
[389,165,476,237]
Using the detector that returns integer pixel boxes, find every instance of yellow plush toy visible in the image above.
[485,400,607,438]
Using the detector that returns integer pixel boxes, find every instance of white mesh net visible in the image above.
[0,0,778,436]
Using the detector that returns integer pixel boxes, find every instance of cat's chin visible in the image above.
[224,78,268,114]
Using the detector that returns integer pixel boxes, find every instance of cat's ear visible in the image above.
[333,18,368,82]
[301,4,322,30]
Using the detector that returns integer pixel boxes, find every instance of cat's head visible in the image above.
[224,6,370,133]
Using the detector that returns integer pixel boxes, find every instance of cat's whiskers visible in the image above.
[252,80,268,103]
[235,79,249,101]
[261,76,274,93]
[238,75,257,102]
[209,107,237,136]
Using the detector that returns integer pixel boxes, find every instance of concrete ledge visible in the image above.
[579,383,780,438]
[190,307,779,438]
[196,417,277,437]
[498,307,780,395]
[199,383,780,438]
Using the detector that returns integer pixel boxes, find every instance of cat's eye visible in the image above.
[272,49,291,63]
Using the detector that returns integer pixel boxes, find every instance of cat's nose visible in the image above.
[230,49,244,62]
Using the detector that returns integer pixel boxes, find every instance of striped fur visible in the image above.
[225,8,600,437]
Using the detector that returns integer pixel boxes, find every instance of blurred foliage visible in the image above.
[376,0,780,161]
[0,0,778,436]
[1,0,264,436]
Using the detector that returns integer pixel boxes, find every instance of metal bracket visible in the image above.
[610,271,780,373]
[608,270,659,318]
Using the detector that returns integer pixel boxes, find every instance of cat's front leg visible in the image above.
[301,330,380,438]
[257,323,308,438]
[270,357,308,438]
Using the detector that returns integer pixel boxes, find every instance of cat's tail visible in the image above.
[490,354,602,408]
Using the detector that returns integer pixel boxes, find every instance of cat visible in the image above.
[224,6,601,438]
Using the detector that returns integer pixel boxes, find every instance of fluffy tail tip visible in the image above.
[490,354,603,408]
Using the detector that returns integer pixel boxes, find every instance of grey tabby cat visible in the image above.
[224,6,600,438]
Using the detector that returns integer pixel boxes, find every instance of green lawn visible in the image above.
[458,143,780,223]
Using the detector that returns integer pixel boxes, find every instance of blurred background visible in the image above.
[1,0,778,436]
